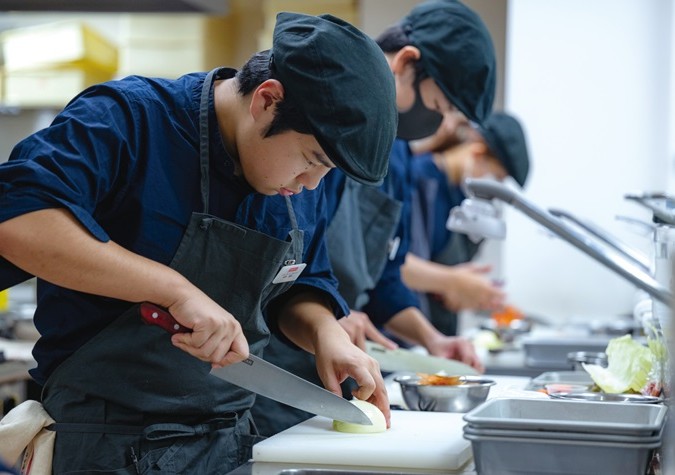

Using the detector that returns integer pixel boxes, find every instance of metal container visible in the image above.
[463,397,667,436]
[529,370,595,389]
[394,375,495,413]
[522,336,611,369]
[567,350,607,370]
[464,431,661,475]
[548,392,664,404]
[464,423,665,444]
[463,397,666,475]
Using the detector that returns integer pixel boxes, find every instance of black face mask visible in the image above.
[396,78,444,141]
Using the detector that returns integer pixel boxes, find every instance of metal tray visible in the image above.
[463,423,665,444]
[549,392,665,404]
[463,397,667,436]
[528,370,594,390]
[465,432,661,475]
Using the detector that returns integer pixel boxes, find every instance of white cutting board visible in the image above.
[253,410,472,471]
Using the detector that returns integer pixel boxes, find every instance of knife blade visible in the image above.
[139,302,372,425]
[365,341,478,376]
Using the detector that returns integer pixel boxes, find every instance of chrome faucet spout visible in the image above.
[463,178,672,306]
[548,208,652,273]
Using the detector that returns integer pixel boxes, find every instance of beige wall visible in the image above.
[0,1,507,159]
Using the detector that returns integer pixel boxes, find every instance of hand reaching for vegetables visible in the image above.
[434,263,505,312]
[425,334,485,373]
[339,310,398,351]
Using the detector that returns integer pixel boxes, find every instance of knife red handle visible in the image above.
[140,302,191,334]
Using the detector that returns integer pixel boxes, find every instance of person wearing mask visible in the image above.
[403,111,531,336]
[0,13,398,473]
[253,0,494,437]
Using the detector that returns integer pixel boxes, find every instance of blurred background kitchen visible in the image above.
[1,0,673,326]
[0,0,674,472]
[0,0,674,413]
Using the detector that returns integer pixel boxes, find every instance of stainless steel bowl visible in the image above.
[567,351,607,370]
[395,375,495,413]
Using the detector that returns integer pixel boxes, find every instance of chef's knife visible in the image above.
[140,302,372,425]
[366,341,478,376]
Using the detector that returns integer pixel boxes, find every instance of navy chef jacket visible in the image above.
[323,139,420,327]
[0,69,348,385]
[410,153,467,259]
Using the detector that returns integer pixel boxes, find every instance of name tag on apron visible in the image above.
[272,262,307,284]
[387,236,401,261]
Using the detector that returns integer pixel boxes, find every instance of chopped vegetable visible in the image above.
[582,334,653,394]
[491,305,524,327]
[417,373,461,386]
[333,399,387,434]
[473,329,504,351]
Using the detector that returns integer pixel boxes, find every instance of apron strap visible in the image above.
[198,68,228,214]
[143,416,239,441]
[47,422,145,435]
[46,413,240,439]
[283,196,304,263]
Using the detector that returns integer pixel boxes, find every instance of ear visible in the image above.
[468,142,488,160]
[391,46,421,111]
[390,45,421,77]
[250,79,285,121]
[466,142,492,176]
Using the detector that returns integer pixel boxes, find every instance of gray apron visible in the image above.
[41,68,304,474]
[252,177,401,437]
[325,178,403,310]
[410,177,480,336]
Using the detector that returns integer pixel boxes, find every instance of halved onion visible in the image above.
[332,399,387,433]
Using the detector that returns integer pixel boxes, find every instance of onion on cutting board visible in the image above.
[333,399,387,433]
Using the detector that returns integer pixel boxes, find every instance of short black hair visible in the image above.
[236,50,313,137]
[375,23,409,53]
[375,24,425,77]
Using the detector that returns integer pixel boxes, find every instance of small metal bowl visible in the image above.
[394,374,496,413]
[567,351,607,371]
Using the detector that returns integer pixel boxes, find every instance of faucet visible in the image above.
[548,208,652,273]
[461,178,673,306]
[624,192,675,225]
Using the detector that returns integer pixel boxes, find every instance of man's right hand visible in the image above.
[166,294,250,368]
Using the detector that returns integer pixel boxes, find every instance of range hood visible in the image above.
[0,0,228,13]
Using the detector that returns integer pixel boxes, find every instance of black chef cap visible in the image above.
[479,112,530,187]
[402,0,496,125]
[271,12,397,186]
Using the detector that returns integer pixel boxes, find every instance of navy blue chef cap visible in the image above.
[479,112,530,187]
[271,12,397,186]
[402,0,496,125]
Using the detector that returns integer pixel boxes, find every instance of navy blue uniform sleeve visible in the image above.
[0,83,140,242]
[362,140,420,326]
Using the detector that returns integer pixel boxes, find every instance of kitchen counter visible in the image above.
[226,375,536,475]
[227,460,477,475]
